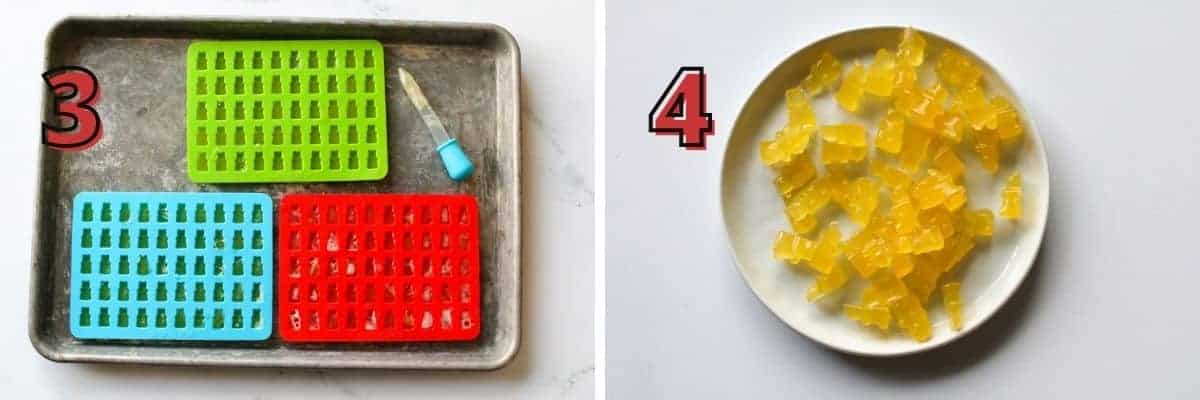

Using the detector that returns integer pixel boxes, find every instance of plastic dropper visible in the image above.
[397,66,474,181]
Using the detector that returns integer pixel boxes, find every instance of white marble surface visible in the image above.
[608,0,1200,398]
[0,1,593,399]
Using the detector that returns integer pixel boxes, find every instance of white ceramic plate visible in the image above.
[720,26,1049,356]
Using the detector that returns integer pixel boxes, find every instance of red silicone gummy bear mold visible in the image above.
[277,194,480,342]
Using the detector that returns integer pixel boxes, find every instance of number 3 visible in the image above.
[42,66,102,150]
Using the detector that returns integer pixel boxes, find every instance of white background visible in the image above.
[0,1,594,399]
[608,0,1200,398]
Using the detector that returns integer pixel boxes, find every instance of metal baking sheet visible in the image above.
[29,16,521,369]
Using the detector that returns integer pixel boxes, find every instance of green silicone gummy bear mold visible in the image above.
[186,40,389,183]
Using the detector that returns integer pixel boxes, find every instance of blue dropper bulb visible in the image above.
[437,139,474,181]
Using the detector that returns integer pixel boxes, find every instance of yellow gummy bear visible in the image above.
[894,63,918,92]
[932,145,965,180]
[897,126,933,173]
[786,86,817,129]
[785,179,832,222]
[1000,172,1022,219]
[863,239,893,278]
[875,108,905,155]
[905,256,942,303]
[845,241,877,279]
[939,234,975,273]
[772,157,816,198]
[822,142,868,165]
[835,62,868,113]
[992,96,1024,144]
[821,124,868,147]
[942,282,963,331]
[843,177,880,225]
[865,272,909,307]
[845,219,892,278]
[897,27,927,67]
[936,112,965,144]
[954,85,999,131]
[920,207,957,238]
[875,218,908,255]
[844,304,891,330]
[892,294,932,341]
[759,124,815,169]
[932,172,968,212]
[894,85,944,130]
[960,209,994,238]
[818,171,848,192]
[910,180,945,212]
[801,52,842,96]
[912,226,944,255]
[912,169,955,210]
[808,223,842,274]
[773,231,815,264]
[825,172,855,212]
[807,262,849,301]
[889,187,919,235]
[759,140,789,168]
[870,160,912,190]
[864,49,897,97]
[973,128,1001,174]
[935,49,983,89]
[785,198,824,229]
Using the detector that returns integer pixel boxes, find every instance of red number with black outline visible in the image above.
[42,66,102,151]
[649,67,714,150]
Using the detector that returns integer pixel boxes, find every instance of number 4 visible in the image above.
[649,67,714,149]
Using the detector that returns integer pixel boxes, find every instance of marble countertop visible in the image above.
[0,1,594,398]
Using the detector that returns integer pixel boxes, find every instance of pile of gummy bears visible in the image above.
[759,28,1024,342]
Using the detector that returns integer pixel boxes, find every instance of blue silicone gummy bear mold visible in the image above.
[70,192,274,341]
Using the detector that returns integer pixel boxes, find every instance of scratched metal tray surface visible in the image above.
[30,17,521,369]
